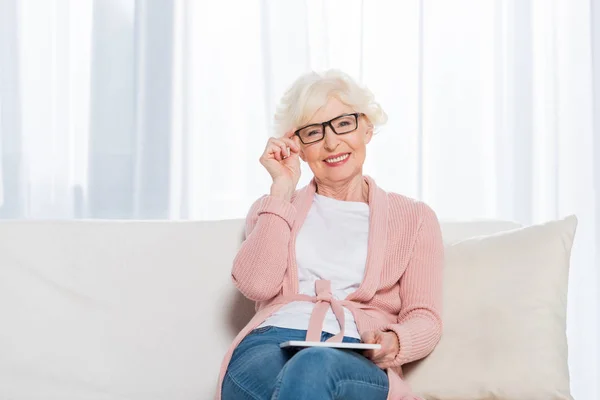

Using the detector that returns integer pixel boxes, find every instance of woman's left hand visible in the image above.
[361,329,400,369]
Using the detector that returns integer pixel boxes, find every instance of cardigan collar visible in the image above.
[285,175,389,302]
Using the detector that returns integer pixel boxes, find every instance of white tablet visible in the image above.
[279,340,381,350]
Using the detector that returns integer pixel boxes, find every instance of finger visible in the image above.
[361,331,377,359]
[269,143,282,161]
[277,141,289,157]
[282,150,299,164]
[271,139,290,158]
[372,351,385,363]
[263,140,280,161]
[280,130,299,145]
[376,360,394,370]
[372,339,397,364]
[361,331,376,344]
[369,348,383,362]
[370,332,387,361]
[284,129,296,139]
[280,137,300,153]
[361,330,376,342]
[377,353,397,369]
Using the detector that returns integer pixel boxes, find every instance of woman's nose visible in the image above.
[323,125,340,150]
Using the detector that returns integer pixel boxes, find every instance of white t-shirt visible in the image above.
[257,193,369,339]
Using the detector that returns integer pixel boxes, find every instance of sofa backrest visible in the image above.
[0,218,521,399]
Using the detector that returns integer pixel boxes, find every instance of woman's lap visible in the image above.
[223,326,295,399]
[222,326,389,400]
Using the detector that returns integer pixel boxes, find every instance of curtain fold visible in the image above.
[0,0,22,215]
[0,0,598,398]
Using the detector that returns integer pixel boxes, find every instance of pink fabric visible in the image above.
[214,175,444,400]
[305,280,346,342]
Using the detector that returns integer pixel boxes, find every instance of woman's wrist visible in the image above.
[270,181,295,202]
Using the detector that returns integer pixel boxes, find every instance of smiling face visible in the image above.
[297,97,373,185]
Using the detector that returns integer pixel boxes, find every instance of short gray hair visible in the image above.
[273,69,388,137]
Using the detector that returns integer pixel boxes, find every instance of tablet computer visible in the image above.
[279,340,381,350]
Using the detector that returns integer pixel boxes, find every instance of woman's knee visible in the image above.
[282,347,389,386]
[227,343,288,379]
[274,348,388,399]
[224,343,290,400]
[282,347,341,379]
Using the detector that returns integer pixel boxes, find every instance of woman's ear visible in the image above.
[364,124,374,145]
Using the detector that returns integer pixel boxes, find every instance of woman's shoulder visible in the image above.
[385,191,440,224]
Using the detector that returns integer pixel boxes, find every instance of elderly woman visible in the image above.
[215,70,444,400]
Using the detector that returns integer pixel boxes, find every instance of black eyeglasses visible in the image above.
[294,113,364,144]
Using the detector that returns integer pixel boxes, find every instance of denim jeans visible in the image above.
[222,326,389,400]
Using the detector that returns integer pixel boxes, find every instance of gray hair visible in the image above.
[273,69,388,137]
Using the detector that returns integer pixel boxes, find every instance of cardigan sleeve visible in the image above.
[231,195,297,302]
[381,202,444,367]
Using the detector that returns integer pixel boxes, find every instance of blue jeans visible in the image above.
[222,326,389,400]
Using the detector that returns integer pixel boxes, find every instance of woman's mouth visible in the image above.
[323,153,350,166]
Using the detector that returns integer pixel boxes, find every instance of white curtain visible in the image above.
[1,0,598,398]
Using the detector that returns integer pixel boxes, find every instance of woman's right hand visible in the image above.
[259,130,301,200]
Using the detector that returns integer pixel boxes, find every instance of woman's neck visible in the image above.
[315,175,369,203]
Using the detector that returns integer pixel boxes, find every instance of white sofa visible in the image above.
[0,218,525,399]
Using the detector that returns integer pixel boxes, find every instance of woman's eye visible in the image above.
[338,121,350,127]
[307,130,320,136]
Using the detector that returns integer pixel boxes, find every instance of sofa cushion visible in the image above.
[404,216,577,400]
[0,220,247,400]
[439,219,522,244]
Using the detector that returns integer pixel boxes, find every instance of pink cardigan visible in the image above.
[215,175,444,400]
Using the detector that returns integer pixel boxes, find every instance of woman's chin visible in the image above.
[317,166,360,181]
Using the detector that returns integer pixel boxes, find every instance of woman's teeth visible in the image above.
[324,153,349,163]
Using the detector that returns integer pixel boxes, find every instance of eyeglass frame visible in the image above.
[293,112,365,144]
